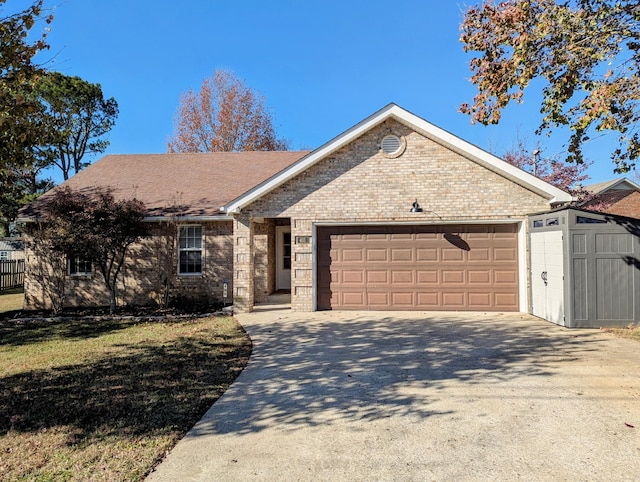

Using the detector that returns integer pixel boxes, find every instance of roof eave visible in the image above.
[224,104,573,212]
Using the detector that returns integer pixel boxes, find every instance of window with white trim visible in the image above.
[68,256,92,275]
[0,251,8,261]
[179,225,203,274]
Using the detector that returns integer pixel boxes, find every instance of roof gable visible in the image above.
[224,103,572,212]
[584,177,640,194]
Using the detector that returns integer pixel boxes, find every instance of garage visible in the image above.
[316,224,519,311]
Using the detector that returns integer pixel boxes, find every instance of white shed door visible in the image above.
[530,230,565,325]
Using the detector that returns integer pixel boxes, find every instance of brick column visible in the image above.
[233,215,254,312]
[291,218,314,311]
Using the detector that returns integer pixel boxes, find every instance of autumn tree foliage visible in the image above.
[460,0,640,172]
[168,69,288,153]
[502,137,590,196]
[28,187,146,314]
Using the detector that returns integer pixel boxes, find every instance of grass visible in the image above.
[0,288,24,313]
[602,325,640,342]
[0,315,251,481]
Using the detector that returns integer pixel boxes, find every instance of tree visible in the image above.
[502,136,591,196]
[29,187,146,314]
[0,159,52,236]
[167,69,288,153]
[0,0,53,169]
[36,72,119,180]
[460,0,640,172]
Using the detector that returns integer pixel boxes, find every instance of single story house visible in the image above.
[19,103,575,313]
[581,178,640,219]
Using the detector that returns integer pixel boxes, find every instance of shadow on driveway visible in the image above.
[192,312,597,436]
[147,311,640,481]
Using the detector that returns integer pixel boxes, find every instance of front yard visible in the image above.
[0,315,251,481]
[0,288,23,313]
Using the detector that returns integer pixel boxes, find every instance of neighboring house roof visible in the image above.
[0,238,24,251]
[583,177,640,194]
[18,151,310,220]
[581,177,640,219]
[224,103,573,212]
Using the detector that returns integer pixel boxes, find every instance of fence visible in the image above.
[0,259,25,291]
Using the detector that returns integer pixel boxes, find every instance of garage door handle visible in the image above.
[541,271,548,286]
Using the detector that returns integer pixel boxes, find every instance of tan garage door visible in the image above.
[317,224,519,311]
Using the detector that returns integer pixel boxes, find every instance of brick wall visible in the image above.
[240,119,553,311]
[24,220,233,311]
[605,191,640,219]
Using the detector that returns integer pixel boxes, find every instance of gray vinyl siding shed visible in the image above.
[529,207,640,328]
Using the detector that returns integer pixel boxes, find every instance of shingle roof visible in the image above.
[19,151,311,219]
[583,177,640,194]
[0,238,24,251]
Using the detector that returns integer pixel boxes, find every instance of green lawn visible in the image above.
[0,315,251,481]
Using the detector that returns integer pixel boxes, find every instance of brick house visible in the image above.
[19,104,572,313]
[581,178,640,218]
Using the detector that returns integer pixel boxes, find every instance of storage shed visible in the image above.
[529,207,640,328]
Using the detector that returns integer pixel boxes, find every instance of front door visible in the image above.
[276,226,291,290]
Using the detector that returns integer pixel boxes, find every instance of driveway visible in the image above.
[147,309,640,481]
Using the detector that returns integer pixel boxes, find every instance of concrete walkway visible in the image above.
[147,307,640,481]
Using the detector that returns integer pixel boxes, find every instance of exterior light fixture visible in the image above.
[410,200,423,213]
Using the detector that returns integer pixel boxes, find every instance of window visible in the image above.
[283,232,291,270]
[69,256,92,275]
[179,225,202,274]
[0,251,8,261]
[577,216,606,224]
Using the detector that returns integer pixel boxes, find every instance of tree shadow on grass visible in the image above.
[187,313,604,437]
[0,318,135,347]
[0,333,251,442]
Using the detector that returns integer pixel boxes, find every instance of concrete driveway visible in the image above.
[147,308,640,481]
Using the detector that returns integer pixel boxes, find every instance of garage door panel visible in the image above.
[391,292,414,306]
[495,293,519,308]
[367,270,389,284]
[342,270,364,284]
[442,270,465,284]
[417,248,438,261]
[442,248,464,261]
[391,248,413,261]
[442,292,466,307]
[417,292,440,307]
[367,292,390,306]
[468,248,490,261]
[494,270,518,284]
[366,248,388,262]
[494,247,517,261]
[469,292,492,308]
[341,248,364,262]
[391,270,414,283]
[468,270,491,284]
[342,292,366,307]
[317,224,518,311]
[417,270,438,283]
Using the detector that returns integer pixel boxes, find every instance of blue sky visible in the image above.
[19,0,628,184]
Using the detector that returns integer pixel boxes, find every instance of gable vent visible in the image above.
[380,134,405,157]
[381,135,401,154]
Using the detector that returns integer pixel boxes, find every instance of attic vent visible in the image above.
[381,135,401,153]
[380,134,406,157]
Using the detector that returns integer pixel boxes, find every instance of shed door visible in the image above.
[530,230,565,325]
[317,224,519,311]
